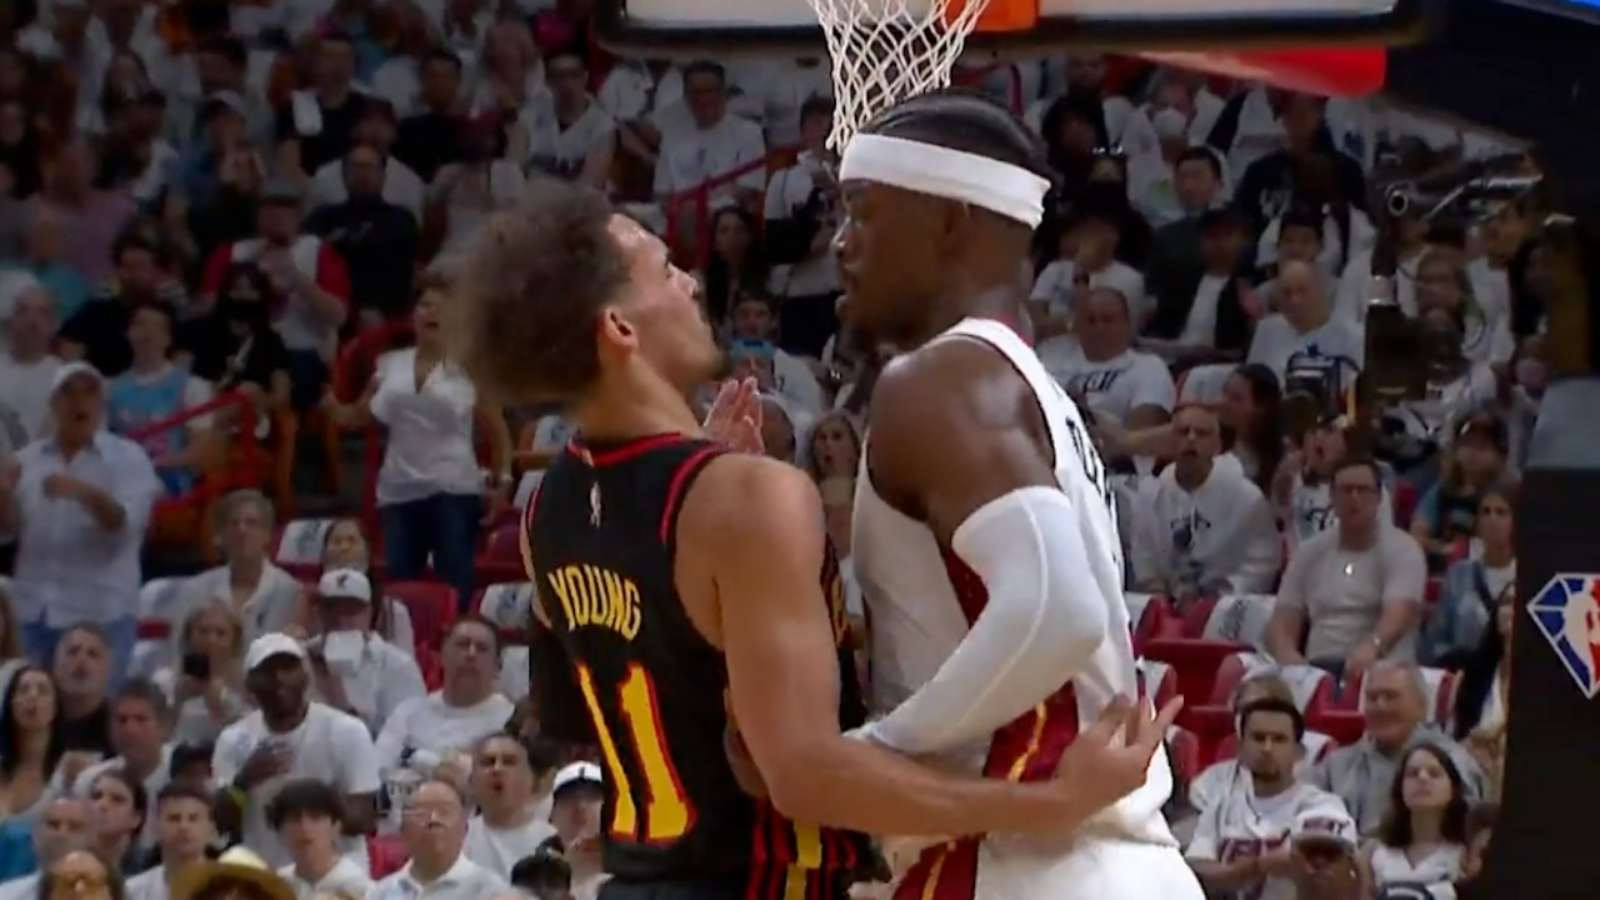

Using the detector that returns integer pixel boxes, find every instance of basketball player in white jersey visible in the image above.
[834,90,1205,897]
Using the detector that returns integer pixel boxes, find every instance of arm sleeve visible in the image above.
[853,487,1108,756]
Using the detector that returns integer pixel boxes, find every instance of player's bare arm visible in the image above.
[861,337,1140,753]
[676,451,1177,838]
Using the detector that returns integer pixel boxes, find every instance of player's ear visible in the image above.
[596,307,640,356]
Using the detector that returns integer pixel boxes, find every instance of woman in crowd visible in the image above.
[1361,744,1470,895]
[319,517,416,652]
[1038,90,1108,200]
[1421,482,1518,669]
[806,412,861,485]
[1453,581,1517,803]
[86,769,147,874]
[1411,411,1510,570]
[182,263,293,422]
[1415,248,1513,367]
[0,666,66,828]
[179,489,305,642]
[469,20,548,120]
[41,849,123,900]
[108,300,219,497]
[326,281,513,608]
[699,206,769,332]
[1220,363,1286,495]
[151,602,250,745]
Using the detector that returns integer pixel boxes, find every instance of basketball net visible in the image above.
[807,0,998,151]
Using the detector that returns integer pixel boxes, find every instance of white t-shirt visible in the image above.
[1187,734,1336,812]
[1247,313,1366,395]
[1384,365,1498,452]
[1465,258,1512,337]
[1036,341,1176,425]
[463,814,558,879]
[597,62,682,122]
[1368,842,1466,896]
[653,113,766,204]
[1187,780,1350,900]
[212,703,382,868]
[772,350,826,418]
[1129,462,1282,595]
[370,348,484,506]
[520,99,616,181]
[374,691,515,772]
[370,854,508,900]
[124,865,176,900]
[0,352,61,441]
[1276,525,1428,662]
[277,856,375,900]
[1031,259,1149,325]
[1180,274,1230,347]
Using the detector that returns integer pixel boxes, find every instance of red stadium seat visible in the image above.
[1129,594,1176,657]
[1306,670,1364,745]
[387,580,460,655]
[474,522,525,586]
[1392,479,1419,529]
[1143,636,1252,707]
[1166,726,1203,789]
[368,834,410,879]
[1177,652,1257,766]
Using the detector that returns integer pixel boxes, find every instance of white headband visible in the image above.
[838,134,1052,229]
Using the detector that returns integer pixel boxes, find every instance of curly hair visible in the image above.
[446,177,631,404]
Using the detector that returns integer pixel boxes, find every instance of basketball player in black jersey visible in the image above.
[446,175,1179,900]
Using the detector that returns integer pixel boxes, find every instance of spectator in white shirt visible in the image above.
[267,779,374,900]
[1247,260,1365,399]
[375,616,514,777]
[0,797,90,900]
[150,601,250,746]
[463,733,555,879]
[306,102,425,223]
[1266,458,1427,681]
[1029,206,1147,339]
[1333,211,1430,325]
[1465,200,1532,340]
[302,569,425,735]
[212,634,381,869]
[728,292,825,418]
[371,779,507,900]
[1188,672,1337,815]
[1414,249,1515,368]
[0,362,161,677]
[1358,744,1470,896]
[181,489,305,643]
[1038,286,1175,430]
[124,782,216,900]
[547,763,605,900]
[0,284,61,443]
[519,51,614,189]
[1186,698,1350,900]
[82,768,144,875]
[653,61,765,217]
[1131,404,1282,597]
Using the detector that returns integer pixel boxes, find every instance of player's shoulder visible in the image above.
[677,452,821,542]
[873,333,1034,433]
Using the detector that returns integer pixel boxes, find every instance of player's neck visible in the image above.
[902,281,1025,350]
[574,367,703,444]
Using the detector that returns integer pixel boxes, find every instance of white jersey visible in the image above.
[852,317,1174,848]
[1187,780,1349,900]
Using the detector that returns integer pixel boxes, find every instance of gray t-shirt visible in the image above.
[1277,525,1427,661]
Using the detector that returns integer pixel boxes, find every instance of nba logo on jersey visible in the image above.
[1528,573,1600,699]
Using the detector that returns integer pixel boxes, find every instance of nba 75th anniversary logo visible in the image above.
[1529,573,1600,700]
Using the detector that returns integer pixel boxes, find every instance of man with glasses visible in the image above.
[1266,456,1427,682]
[521,51,615,189]
[372,779,507,900]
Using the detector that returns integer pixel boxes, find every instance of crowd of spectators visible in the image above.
[0,0,1572,898]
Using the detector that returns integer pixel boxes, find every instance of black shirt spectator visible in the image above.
[394,50,465,184]
[1233,93,1366,231]
[276,32,369,175]
[304,144,420,320]
[59,229,186,377]
[181,262,292,399]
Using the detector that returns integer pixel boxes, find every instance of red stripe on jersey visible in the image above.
[941,544,1082,785]
[893,841,979,900]
[659,446,723,543]
[746,802,769,900]
[568,433,685,467]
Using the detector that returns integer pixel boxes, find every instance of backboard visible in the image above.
[595,0,1427,55]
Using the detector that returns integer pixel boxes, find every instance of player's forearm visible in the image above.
[766,732,1083,838]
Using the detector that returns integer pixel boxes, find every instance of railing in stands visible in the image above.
[662,142,801,269]
[124,389,263,523]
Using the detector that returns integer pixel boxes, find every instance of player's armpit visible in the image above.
[529,622,596,746]
[684,454,1166,838]
[868,339,1058,543]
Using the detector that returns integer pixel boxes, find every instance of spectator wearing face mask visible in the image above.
[179,265,293,429]
[301,570,425,736]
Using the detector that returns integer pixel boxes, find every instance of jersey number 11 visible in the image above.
[575,663,696,843]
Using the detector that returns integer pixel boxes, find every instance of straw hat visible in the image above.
[172,847,296,900]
